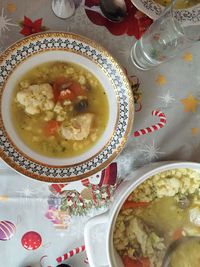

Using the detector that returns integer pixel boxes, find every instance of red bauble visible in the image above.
[21,231,42,250]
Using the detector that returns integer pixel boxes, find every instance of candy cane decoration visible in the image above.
[133,110,166,137]
[56,245,86,263]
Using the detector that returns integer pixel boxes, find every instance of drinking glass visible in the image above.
[130,1,200,70]
[52,0,75,19]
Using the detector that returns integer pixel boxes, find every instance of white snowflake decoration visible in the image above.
[158,90,175,107]
[16,185,48,209]
[0,8,17,37]
[137,140,165,162]
[16,186,36,199]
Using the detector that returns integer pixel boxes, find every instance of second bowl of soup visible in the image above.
[84,161,200,267]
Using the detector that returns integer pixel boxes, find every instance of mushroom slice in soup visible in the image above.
[61,113,94,141]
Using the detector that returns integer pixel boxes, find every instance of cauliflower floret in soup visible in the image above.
[61,113,94,141]
[16,83,54,115]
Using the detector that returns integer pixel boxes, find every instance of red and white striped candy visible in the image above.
[133,110,166,137]
[56,245,86,263]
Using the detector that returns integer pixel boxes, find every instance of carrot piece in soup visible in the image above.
[122,201,149,210]
[69,81,86,96]
[123,256,142,267]
[139,257,150,267]
[43,120,60,136]
[52,85,60,102]
[53,77,72,91]
[53,78,86,102]
[53,77,72,102]
[123,256,150,267]
[172,228,183,240]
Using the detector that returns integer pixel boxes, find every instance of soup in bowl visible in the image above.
[12,61,109,158]
[0,32,133,182]
[114,167,200,267]
[131,0,200,25]
[84,162,200,267]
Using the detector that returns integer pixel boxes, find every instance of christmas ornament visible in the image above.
[21,231,42,250]
[0,220,16,241]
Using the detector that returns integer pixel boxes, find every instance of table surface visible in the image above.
[0,0,200,266]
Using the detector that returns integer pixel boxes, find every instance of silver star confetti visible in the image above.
[0,8,18,37]
[158,90,175,107]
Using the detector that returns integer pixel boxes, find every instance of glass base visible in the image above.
[130,41,157,71]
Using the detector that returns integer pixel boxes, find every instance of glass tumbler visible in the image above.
[52,0,75,19]
[131,1,200,70]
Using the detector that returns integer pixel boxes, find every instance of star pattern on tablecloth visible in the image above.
[137,140,165,161]
[181,94,200,113]
[158,90,175,107]
[0,8,18,37]
[16,186,47,209]
[192,128,199,136]
[16,186,36,199]
[156,74,167,86]
[0,195,8,201]
[6,3,16,13]
[182,52,193,62]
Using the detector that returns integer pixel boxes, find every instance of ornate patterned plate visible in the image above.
[0,32,134,183]
[131,0,200,25]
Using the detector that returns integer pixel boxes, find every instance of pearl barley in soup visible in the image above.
[11,62,109,158]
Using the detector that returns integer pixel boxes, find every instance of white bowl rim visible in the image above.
[0,31,134,182]
[131,0,200,25]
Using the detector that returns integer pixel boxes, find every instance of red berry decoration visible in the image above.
[21,231,42,250]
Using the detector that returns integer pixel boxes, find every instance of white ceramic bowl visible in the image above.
[84,161,200,267]
[131,0,200,25]
[0,32,134,182]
